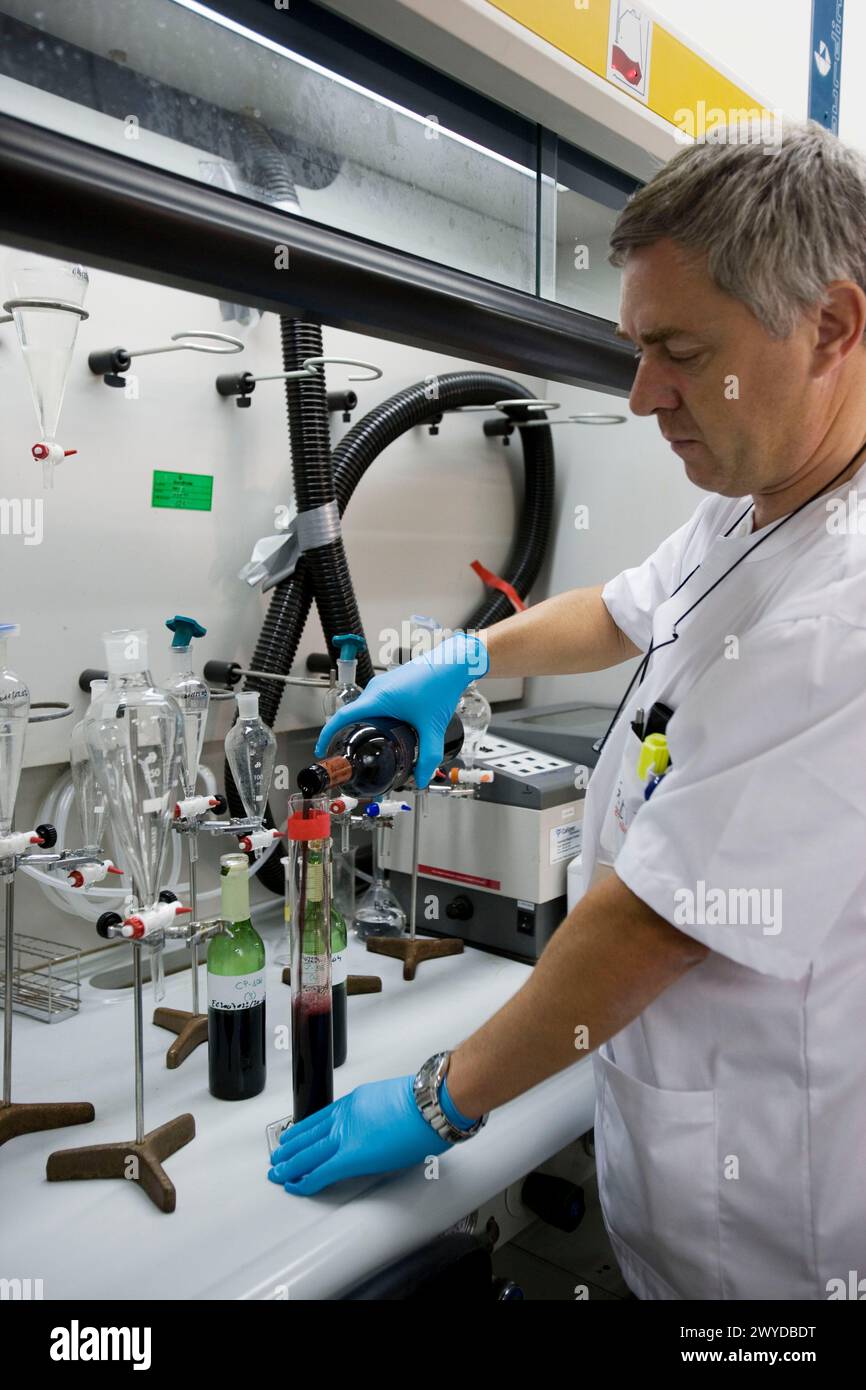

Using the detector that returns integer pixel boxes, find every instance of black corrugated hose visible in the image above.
[237,365,554,896]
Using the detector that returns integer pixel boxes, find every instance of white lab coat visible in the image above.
[581,463,866,1300]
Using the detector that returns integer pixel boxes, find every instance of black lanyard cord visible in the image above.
[594,443,866,756]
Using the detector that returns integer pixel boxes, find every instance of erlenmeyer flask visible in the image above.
[0,624,30,838]
[352,827,406,940]
[70,679,108,847]
[5,253,89,488]
[85,631,183,907]
[225,691,277,820]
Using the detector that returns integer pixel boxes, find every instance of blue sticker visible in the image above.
[809,0,844,133]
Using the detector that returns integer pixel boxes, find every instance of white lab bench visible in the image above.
[0,906,596,1299]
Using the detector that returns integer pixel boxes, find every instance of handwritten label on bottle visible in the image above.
[208,970,265,1011]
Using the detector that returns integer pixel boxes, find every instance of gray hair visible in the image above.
[609,122,866,339]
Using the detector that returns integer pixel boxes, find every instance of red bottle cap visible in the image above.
[286,810,331,841]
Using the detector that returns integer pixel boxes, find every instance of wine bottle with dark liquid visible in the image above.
[298,713,464,799]
[207,853,267,1101]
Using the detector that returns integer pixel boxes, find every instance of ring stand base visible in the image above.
[46,1112,195,1213]
[0,1099,95,1148]
[365,934,463,981]
[152,1007,209,1068]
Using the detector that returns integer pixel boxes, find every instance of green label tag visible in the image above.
[151,470,213,511]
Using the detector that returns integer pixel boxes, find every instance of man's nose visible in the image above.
[629,358,682,418]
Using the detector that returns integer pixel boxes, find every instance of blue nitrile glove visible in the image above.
[267,1073,479,1196]
[314,632,489,789]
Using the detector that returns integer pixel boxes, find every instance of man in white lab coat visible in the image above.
[270,122,866,1301]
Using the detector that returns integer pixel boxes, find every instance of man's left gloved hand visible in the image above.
[268,1073,478,1196]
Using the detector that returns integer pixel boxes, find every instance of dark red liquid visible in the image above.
[292,997,334,1122]
[208,1000,266,1101]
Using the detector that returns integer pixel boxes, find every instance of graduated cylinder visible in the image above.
[285,794,334,1124]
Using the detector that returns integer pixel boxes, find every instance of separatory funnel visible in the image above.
[68,679,123,890]
[70,679,109,849]
[3,253,90,488]
[84,631,183,911]
[153,615,228,1065]
[164,616,210,800]
[225,691,277,822]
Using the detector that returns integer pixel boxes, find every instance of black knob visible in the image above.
[79,668,108,693]
[158,889,177,904]
[215,371,255,398]
[521,1173,585,1233]
[305,652,333,674]
[96,911,123,939]
[212,794,228,815]
[88,346,131,377]
[446,894,473,922]
[35,823,57,848]
[203,659,242,688]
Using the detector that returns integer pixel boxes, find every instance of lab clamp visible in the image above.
[88,330,243,387]
[215,354,382,409]
[0,624,102,1151]
[457,399,627,446]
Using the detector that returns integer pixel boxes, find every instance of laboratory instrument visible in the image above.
[152,615,228,1067]
[225,690,277,821]
[488,702,614,767]
[383,732,586,963]
[284,795,334,1124]
[352,803,409,942]
[322,632,365,719]
[69,680,109,850]
[207,853,266,1101]
[3,253,89,487]
[45,630,202,1212]
[321,634,364,932]
[0,624,98,1149]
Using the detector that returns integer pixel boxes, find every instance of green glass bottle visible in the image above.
[208,853,266,1100]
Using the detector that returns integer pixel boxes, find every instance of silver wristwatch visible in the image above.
[412,1051,488,1144]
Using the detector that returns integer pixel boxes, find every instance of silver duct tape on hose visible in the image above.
[241,500,343,591]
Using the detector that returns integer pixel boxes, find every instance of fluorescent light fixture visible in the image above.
[169,0,538,180]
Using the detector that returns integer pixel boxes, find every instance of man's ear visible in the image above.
[812,281,866,377]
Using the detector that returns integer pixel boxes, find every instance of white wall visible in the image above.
[648,0,814,120]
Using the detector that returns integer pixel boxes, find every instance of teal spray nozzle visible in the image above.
[166,615,207,651]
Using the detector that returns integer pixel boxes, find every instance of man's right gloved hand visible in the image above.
[314,631,489,789]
